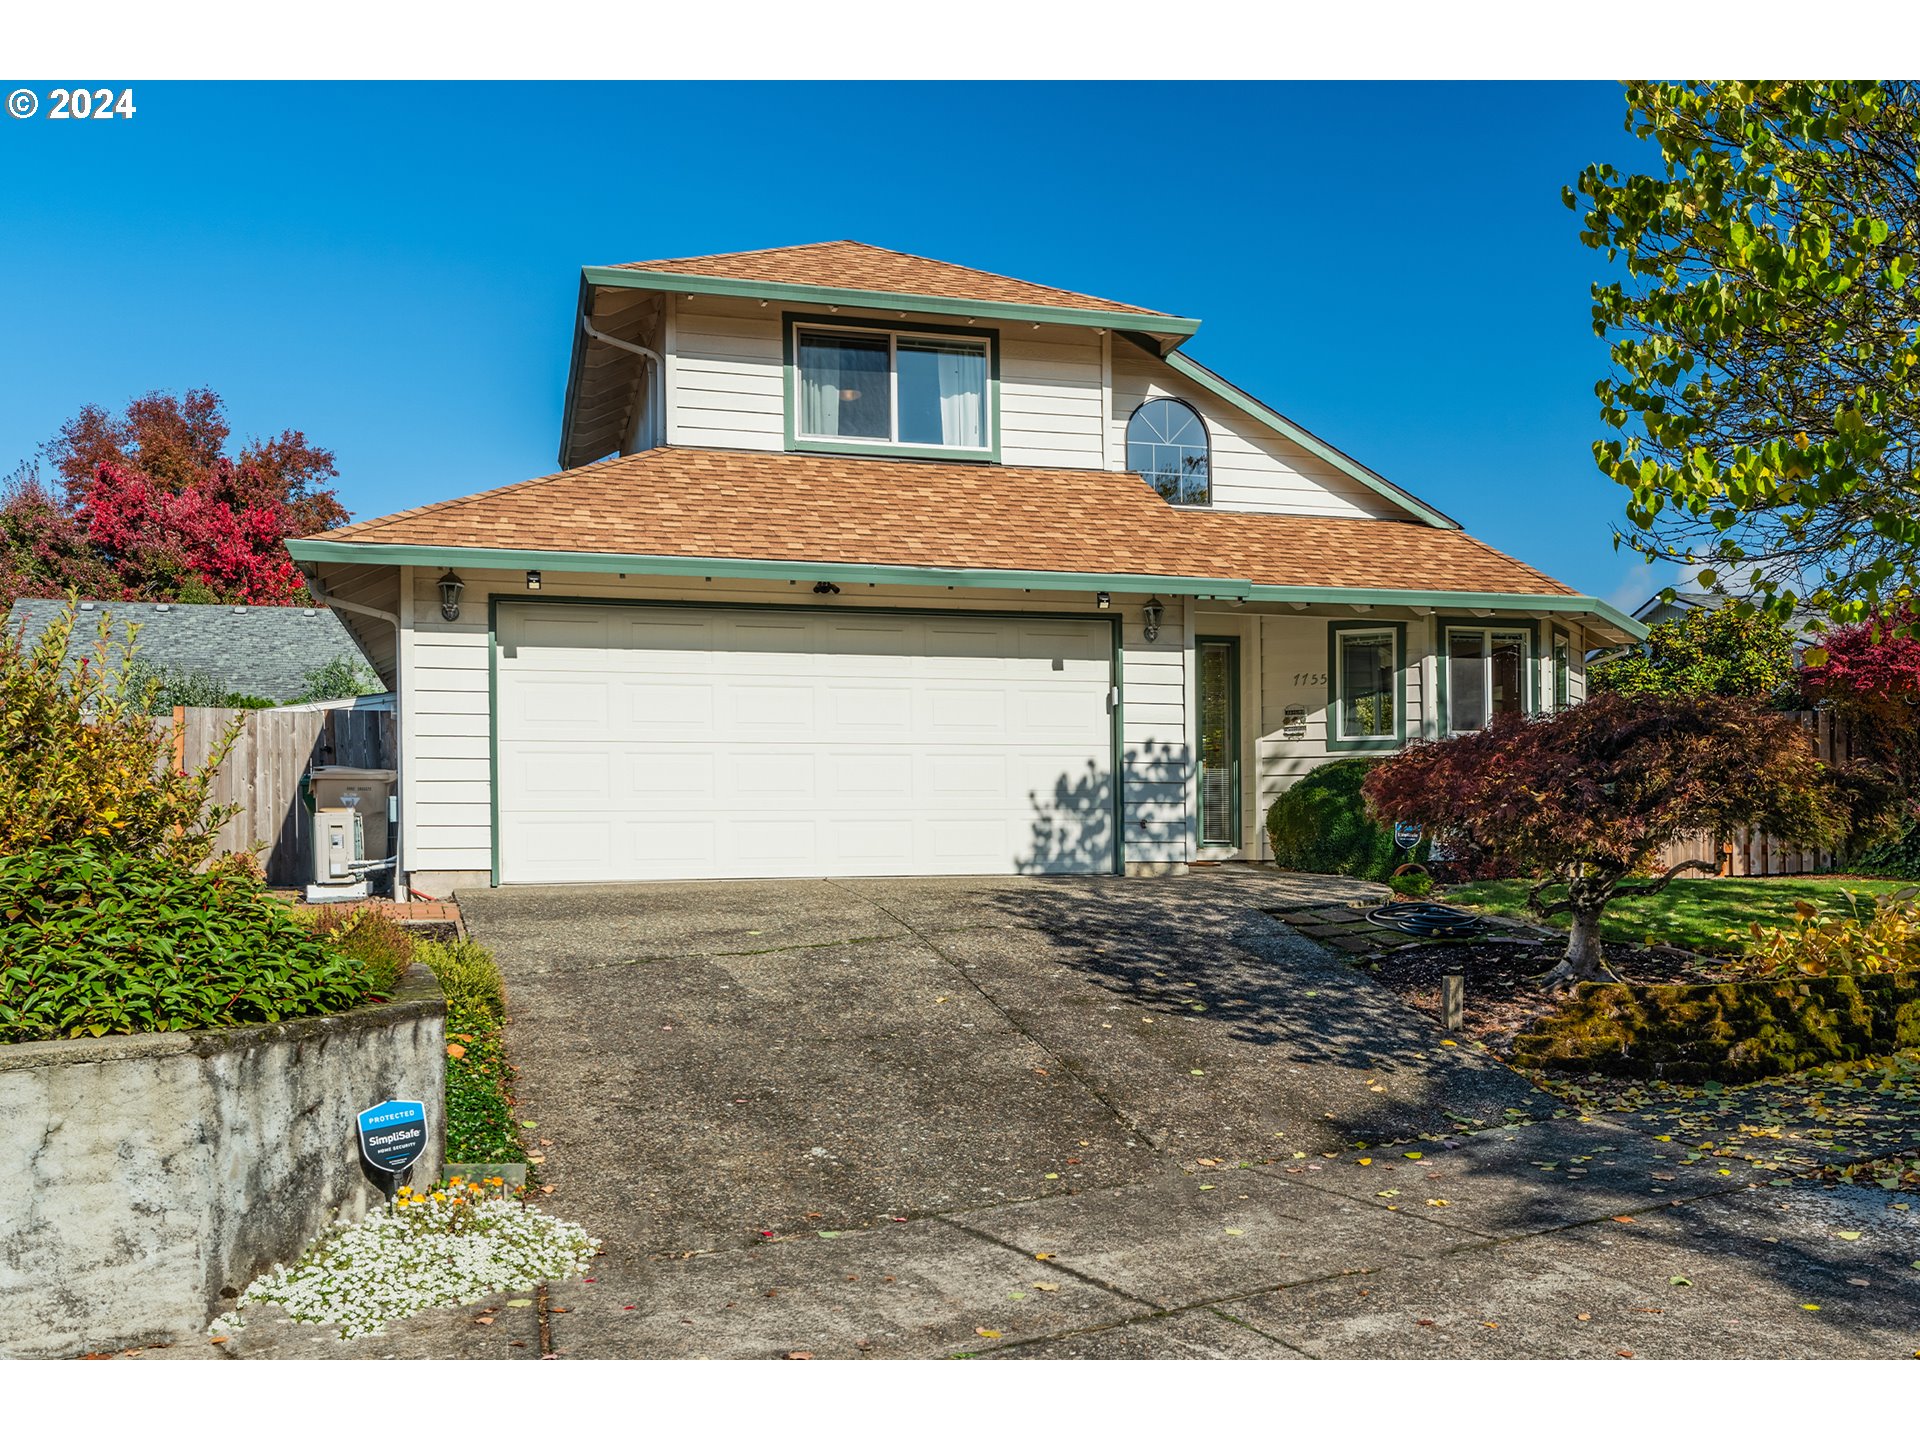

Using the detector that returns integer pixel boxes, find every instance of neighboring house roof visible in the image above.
[4,598,375,703]
[296,446,1601,610]
[606,240,1167,317]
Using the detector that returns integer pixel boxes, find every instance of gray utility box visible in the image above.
[308,766,397,863]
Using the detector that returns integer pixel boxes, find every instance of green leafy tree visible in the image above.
[1589,603,1800,700]
[295,656,384,703]
[1571,81,1920,627]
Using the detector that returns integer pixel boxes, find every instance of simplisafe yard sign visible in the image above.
[357,1100,428,1177]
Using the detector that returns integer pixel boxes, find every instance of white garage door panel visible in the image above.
[496,605,1116,881]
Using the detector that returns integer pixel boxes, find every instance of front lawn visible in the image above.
[1446,875,1916,955]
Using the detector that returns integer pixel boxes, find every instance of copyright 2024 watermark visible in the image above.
[7,86,138,121]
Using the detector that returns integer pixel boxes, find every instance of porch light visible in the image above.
[437,570,464,622]
[1095,592,1111,609]
[526,570,542,592]
[1141,596,1164,643]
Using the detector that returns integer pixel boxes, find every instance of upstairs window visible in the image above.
[1128,398,1210,506]
[793,322,991,455]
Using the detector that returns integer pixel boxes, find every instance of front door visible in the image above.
[1196,636,1240,849]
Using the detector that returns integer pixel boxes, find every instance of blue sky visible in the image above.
[0,80,1671,604]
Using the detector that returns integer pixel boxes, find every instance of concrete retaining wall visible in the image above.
[0,964,444,1357]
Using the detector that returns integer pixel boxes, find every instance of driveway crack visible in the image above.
[825,879,1166,1155]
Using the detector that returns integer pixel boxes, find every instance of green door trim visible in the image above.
[487,593,1125,884]
[1195,634,1241,850]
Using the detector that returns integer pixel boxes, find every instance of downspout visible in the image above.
[580,312,664,452]
[305,573,408,897]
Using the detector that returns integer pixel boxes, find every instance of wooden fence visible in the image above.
[1652,709,1859,878]
[176,701,395,885]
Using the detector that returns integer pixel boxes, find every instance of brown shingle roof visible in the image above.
[608,241,1167,317]
[314,448,1576,597]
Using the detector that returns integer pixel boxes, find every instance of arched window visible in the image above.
[1127,398,1210,506]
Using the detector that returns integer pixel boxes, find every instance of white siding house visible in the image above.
[293,241,1634,893]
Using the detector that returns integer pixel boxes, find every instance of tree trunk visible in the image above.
[1541,905,1620,988]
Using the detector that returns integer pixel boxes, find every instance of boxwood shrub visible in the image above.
[1265,758,1422,881]
[0,843,372,1042]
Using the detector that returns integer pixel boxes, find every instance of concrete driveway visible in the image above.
[249,871,1920,1360]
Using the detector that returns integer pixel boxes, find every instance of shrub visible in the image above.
[1739,888,1920,978]
[308,905,416,998]
[295,656,384,703]
[1266,758,1416,881]
[125,659,276,713]
[1386,867,1434,898]
[1851,821,1920,880]
[0,600,237,865]
[416,937,506,1029]
[0,844,370,1042]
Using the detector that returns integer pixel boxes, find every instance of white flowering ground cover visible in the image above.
[211,1180,599,1340]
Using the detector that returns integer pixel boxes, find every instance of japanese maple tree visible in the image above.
[1800,607,1920,797]
[1363,693,1852,985]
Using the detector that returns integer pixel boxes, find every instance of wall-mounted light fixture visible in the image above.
[1141,596,1164,643]
[525,570,542,592]
[437,570,464,623]
[1095,591,1112,610]
[812,581,841,596]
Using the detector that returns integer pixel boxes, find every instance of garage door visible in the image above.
[495,603,1117,882]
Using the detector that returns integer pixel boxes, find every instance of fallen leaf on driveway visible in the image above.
[1033,1282,1060,1292]
[506,1299,533,1308]
[975,1328,1001,1339]
[1426,1198,1450,1207]
[1613,1216,1636,1224]
[1801,1304,1821,1311]
[474,1316,495,1325]
[785,1351,814,1360]
[1835,1230,1863,1241]
[1576,1313,1590,1322]
[1034,1252,1054,1260]
[1617,1350,1635,1359]
[1669,1276,1692,1286]
[1223,1228,1245,1236]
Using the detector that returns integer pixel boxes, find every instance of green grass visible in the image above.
[1446,875,1918,955]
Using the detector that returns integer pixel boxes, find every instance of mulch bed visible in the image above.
[1352,934,1741,1058]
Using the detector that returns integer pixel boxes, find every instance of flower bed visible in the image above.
[211,1178,595,1341]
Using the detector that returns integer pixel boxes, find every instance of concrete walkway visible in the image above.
[231,871,1920,1359]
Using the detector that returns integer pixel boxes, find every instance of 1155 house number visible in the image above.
[48,88,137,119]
[1291,671,1327,687]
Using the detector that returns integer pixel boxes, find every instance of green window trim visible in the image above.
[1436,619,1540,736]
[1325,620,1407,753]
[1551,623,1573,711]
[1195,635,1241,848]
[782,311,1001,464]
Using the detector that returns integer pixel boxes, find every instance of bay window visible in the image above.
[790,318,994,457]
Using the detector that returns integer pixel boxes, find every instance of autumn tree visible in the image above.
[1800,606,1920,798]
[1363,693,1855,985]
[1,389,347,609]
[1571,81,1920,627]
[1588,602,1799,700]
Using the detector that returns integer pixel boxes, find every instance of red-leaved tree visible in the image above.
[1,389,346,609]
[1800,608,1920,802]
[1362,693,1857,985]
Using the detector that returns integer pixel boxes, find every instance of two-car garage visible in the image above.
[492,602,1120,882]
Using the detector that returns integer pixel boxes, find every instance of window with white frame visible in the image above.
[1445,626,1530,733]
[793,323,991,453]
[1331,626,1398,745]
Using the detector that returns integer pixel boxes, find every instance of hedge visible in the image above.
[1511,970,1920,1082]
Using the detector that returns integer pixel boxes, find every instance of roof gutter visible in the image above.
[580,265,1201,344]
[580,310,663,455]
[287,540,1649,638]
